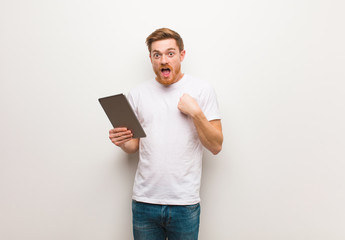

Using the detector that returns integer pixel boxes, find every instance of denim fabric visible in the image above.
[132,200,200,240]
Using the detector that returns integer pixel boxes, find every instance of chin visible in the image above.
[156,76,176,85]
[158,79,173,85]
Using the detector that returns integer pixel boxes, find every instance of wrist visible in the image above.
[190,109,204,120]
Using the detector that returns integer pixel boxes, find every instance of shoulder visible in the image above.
[184,74,216,93]
[128,79,155,97]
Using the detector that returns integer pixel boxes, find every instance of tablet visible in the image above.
[98,93,146,138]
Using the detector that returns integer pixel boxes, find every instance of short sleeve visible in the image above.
[200,84,221,121]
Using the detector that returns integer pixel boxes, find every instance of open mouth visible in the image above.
[160,67,171,77]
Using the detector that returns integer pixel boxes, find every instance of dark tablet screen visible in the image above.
[99,93,146,138]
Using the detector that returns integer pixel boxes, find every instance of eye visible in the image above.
[168,52,175,57]
[153,53,161,59]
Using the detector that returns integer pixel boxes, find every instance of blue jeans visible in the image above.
[132,200,200,240]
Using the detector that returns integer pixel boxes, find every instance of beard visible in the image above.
[154,64,183,85]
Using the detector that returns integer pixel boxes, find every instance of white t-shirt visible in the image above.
[127,74,221,205]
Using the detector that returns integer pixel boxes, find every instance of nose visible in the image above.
[160,54,168,65]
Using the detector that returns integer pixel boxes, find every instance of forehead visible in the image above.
[151,39,178,52]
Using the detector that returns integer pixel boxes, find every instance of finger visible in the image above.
[110,132,133,142]
[109,127,128,134]
[109,130,132,138]
[114,138,133,146]
[112,134,133,146]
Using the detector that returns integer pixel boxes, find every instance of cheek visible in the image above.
[172,62,180,71]
[152,62,159,70]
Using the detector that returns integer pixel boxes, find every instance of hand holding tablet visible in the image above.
[99,94,146,138]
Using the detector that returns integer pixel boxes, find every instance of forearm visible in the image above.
[191,112,223,155]
[119,138,139,154]
[109,128,139,154]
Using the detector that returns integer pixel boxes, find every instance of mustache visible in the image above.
[159,64,172,70]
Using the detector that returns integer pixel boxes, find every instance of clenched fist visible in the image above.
[177,93,202,117]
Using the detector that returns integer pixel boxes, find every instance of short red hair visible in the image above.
[146,28,184,53]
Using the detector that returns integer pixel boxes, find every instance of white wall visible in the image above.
[1,0,344,239]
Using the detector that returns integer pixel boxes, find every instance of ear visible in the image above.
[180,50,186,62]
[149,53,152,63]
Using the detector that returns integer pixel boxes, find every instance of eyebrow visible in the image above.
[152,48,177,53]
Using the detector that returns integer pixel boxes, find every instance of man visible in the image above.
[109,28,223,240]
